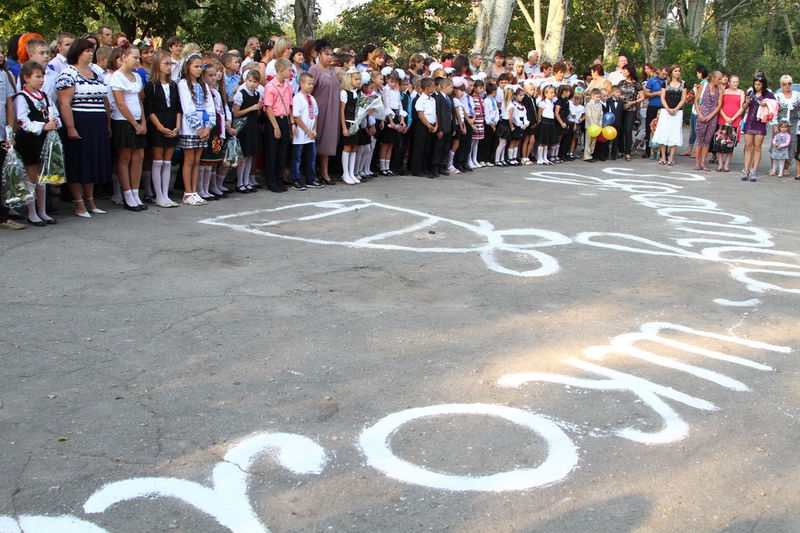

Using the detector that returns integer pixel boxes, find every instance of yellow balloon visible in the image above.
[602,126,618,140]
[588,124,602,138]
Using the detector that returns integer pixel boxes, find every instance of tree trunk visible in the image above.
[679,0,707,46]
[293,0,316,42]
[596,0,622,63]
[716,19,731,66]
[473,0,517,61]
[647,14,667,63]
[541,0,569,62]
[534,0,543,51]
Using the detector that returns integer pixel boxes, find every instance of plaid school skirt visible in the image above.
[178,134,207,149]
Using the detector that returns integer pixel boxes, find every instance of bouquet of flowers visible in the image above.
[713,125,736,154]
[222,118,246,168]
[348,93,386,136]
[37,130,67,185]
[2,127,34,208]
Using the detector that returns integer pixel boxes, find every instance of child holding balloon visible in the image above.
[583,88,603,162]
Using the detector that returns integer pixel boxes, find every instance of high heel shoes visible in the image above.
[72,199,92,218]
[85,198,107,214]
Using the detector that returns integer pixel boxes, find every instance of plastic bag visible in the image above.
[2,127,34,208]
[222,137,244,168]
[37,130,67,185]
[349,94,386,135]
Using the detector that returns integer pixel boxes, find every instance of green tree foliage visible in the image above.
[319,0,474,60]
[1,0,278,50]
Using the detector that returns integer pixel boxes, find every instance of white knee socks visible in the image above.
[161,161,172,200]
[237,157,253,188]
[495,139,507,163]
[470,140,479,167]
[151,160,165,204]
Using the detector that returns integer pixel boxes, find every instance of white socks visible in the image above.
[549,145,558,158]
[151,160,165,204]
[237,157,253,188]
[342,151,360,184]
[495,139,507,163]
[470,140,479,167]
[537,146,547,164]
[161,161,172,199]
[218,172,229,192]
[111,174,122,204]
[123,189,138,207]
[27,183,50,222]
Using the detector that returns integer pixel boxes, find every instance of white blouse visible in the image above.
[109,70,143,121]
[177,79,216,135]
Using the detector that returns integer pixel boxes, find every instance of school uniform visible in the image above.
[411,91,437,176]
[233,86,262,157]
[480,94,499,163]
[340,88,361,147]
[606,97,624,158]
[144,80,180,148]
[455,93,474,171]
[584,99,603,161]
[14,89,61,166]
[390,90,412,174]
[262,78,293,189]
[292,91,319,185]
[433,90,455,173]
[536,97,557,146]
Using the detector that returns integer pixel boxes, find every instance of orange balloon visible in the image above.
[602,126,618,140]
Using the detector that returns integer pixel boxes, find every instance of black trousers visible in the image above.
[619,109,637,155]
[433,127,452,171]
[411,122,434,174]
[558,128,574,159]
[0,146,7,223]
[644,105,660,157]
[455,123,473,168]
[479,126,495,162]
[263,116,291,187]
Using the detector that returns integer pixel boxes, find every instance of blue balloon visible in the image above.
[602,112,616,127]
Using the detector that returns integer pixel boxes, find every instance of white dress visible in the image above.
[651,82,685,148]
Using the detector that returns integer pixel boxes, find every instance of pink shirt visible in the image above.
[263,79,293,117]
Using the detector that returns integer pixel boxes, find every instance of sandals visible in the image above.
[182,193,207,206]
[668,161,675,166]
[658,160,666,165]
[625,155,632,162]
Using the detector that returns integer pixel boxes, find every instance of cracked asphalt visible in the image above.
[1,150,799,532]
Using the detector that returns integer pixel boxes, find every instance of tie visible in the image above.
[306,94,315,120]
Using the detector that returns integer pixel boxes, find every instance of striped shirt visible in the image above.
[55,66,108,113]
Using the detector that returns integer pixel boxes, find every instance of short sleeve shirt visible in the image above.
[56,65,108,113]
[618,80,643,104]
[292,92,318,144]
[109,70,143,120]
[0,73,14,141]
[646,76,665,107]
[262,79,292,116]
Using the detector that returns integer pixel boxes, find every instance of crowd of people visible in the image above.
[0,29,795,231]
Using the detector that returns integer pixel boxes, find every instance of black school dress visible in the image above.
[144,80,180,148]
[14,90,51,166]
[236,87,262,157]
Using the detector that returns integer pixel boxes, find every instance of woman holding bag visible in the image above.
[740,74,775,182]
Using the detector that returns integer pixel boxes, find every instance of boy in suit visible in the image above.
[583,88,603,162]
